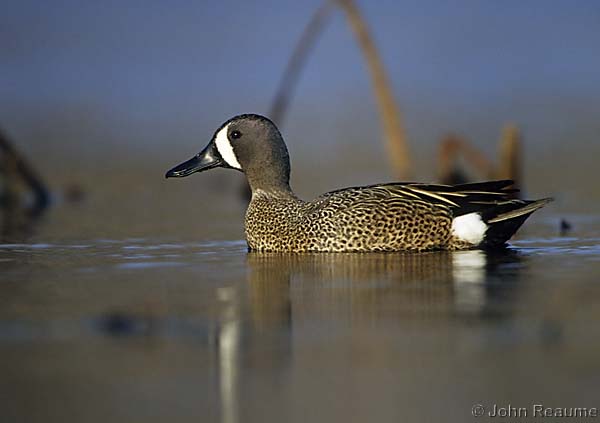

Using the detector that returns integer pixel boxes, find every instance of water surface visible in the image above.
[1,215,599,422]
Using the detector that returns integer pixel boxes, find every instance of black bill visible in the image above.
[165,142,224,178]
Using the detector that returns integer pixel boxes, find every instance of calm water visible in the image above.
[1,214,600,422]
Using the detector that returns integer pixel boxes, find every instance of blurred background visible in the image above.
[2,2,600,423]
[2,0,599,241]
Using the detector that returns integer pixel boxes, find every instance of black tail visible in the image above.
[480,198,552,248]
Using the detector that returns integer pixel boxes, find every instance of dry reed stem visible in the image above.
[0,127,49,213]
[337,0,411,179]
[437,134,494,183]
[497,124,522,187]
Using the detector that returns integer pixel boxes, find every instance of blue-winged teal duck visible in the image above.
[166,114,550,252]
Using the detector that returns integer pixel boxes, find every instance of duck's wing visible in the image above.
[311,180,519,215]
[371,180,522,217]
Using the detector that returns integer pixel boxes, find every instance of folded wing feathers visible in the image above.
[324,180,530,216]
[403,187,461,207]
[388,181,518,211]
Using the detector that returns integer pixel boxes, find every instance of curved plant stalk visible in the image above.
[0,127,49,214]
[0,127,50,238]
[337,0,411,179]
[437,134,469,185]
[497,124,522,188]
[269,1,335,125]
[437,134,495,184]
[437,126,523,198]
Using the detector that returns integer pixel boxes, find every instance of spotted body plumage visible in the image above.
[245,188,450,252]
[166,114,551,252]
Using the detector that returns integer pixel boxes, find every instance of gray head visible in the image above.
[165,114,291,193]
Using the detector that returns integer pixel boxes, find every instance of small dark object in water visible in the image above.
[560,219,572,236]
[98,312,151,337]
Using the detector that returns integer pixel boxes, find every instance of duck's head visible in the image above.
[165,114,291,192]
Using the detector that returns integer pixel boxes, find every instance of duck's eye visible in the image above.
[230,130,242,140]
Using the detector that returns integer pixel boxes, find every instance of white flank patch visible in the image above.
[451,212,488,245]
[214,124,242,170]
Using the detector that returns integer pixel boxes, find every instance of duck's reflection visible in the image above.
[215,249,524,422]
[246,249,524,321]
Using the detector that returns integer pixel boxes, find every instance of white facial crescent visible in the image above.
[214,124,242,170]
